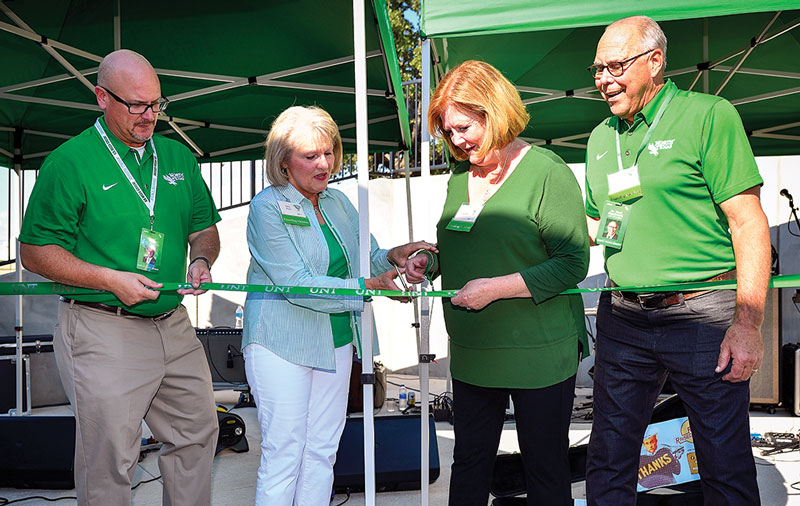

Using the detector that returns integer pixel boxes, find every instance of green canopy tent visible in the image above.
[420,1,800,163]
[413,4,800,504]
[1,2,410,501]
[0,0,410,167]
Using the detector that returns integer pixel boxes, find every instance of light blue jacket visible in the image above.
[242,183,392,370]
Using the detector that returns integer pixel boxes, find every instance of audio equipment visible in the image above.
[215,405,249,455]
[333,414,440,492]
[0,415,75,489]
[750,288,780,409]
[196,328,247,389]
[0,335,69,409]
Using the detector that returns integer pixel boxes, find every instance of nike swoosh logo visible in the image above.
[596,151,608,160]
[102,183,118,191]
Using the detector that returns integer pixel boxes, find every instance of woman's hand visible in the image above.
[404,254,430,284]
[451,278,500,311]
[364,269,411,302]
[387,241,438,268]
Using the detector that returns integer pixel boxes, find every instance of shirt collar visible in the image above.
[622,79,676,131]
[276,182,330,204]
[96,116,154,162]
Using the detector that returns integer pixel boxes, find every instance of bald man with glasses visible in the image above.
[20,49,220,506]
[583,16,769,506]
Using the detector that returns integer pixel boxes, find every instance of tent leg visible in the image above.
[13,127,24,417]
[420,284,431,506]
[353,0,375,505]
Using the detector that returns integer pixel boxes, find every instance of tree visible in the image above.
[387,0,421,81]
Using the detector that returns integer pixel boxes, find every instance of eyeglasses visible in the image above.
[100,86,169,114]
[588,49,656,79]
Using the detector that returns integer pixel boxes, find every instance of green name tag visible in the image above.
[596,201,631,250]
[278,201,311,226]
[445,203,483,232]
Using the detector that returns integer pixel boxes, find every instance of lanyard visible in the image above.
[94,119,159,230]
[614,86,677,172]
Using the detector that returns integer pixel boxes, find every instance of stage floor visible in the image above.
[1,376,799,506]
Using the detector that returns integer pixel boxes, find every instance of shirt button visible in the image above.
[627,131,634,136]
[625,150,631,156]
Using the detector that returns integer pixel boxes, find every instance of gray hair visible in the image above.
[607,16,668,70]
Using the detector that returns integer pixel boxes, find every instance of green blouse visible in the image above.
[320,222,354,348]
[437,146,590,388]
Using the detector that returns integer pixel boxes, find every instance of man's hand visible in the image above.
[387,241,437,268]
[178,258,212,296]
[107,271,162,306]
[404,254,430,284]
[716,321,764,382]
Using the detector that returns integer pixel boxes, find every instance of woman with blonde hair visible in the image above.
[408,60,589,505]
[243,105,435,506]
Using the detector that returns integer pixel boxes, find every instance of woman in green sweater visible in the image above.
[408,60,589,506]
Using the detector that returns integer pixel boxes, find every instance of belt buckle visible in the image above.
[636,292,657,309]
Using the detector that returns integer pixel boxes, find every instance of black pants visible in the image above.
[448,376,576,506]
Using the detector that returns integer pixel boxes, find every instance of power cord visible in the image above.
[0,475,161,505]
[332,488,351,505]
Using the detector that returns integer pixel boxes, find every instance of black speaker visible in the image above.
[333,414,440,492]
[196,328,247,387]
[0,415,75,489]
[0,335,69,409]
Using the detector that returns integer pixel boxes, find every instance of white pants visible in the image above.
[244,343,353,506]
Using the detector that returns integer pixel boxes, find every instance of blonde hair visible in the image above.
[264,105,343,186]
[428,60,529,161]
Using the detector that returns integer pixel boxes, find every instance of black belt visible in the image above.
[60,297,177,321]
[612,269,736,310]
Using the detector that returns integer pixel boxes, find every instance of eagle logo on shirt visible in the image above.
[163,173,185,186]
[647,139,675,157]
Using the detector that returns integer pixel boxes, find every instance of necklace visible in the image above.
[474,143,514,204]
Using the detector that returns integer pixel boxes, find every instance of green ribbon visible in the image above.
[2,274,800,298]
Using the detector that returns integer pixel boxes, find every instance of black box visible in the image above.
[333,413,440,492]
[0,415,75,489]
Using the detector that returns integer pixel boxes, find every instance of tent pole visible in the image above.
[13,127,23,416]
[114,0,121,51]
[715,11,780,96]
[353,0,376,504]
[419,37,433,506]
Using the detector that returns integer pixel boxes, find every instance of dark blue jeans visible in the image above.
[586,289,759,506]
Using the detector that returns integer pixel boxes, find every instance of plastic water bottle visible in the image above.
[235,305,244,329]
[398,384,408,410]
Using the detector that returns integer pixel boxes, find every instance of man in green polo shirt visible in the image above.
[19,50,221,506]
[583,16,770,506]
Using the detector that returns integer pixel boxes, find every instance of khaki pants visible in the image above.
[54,301,218,506]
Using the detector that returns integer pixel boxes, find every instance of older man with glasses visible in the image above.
[20,49,220,506]
[583,15,769,506]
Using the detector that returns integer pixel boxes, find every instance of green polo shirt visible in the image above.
[585,80,763,287]
[20,116,220,315]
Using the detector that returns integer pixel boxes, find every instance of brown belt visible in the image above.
[60,296,177,321]
[612,269,736,310]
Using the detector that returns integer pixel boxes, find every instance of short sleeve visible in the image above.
[699,99,763,204]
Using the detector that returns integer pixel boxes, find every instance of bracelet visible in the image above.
[189,256,211,270]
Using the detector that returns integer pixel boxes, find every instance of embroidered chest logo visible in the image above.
[163,173,185,186]
[647,139,675,157]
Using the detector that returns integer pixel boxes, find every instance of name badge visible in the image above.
[596,201,631,250]
[446,203,483,232]
[607,165,643,202]
[137,228,165,272]
[278,201,311,226]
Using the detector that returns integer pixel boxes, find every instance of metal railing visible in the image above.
[0,80,449,263]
